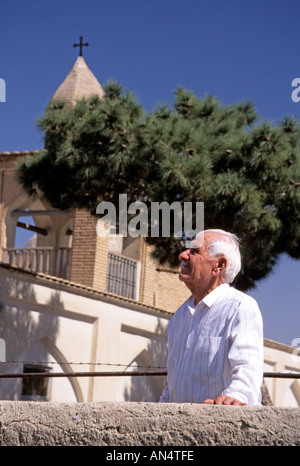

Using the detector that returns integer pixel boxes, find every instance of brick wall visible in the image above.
[155,267,190,313]
[139,240,190,313]
[69,209,109,291]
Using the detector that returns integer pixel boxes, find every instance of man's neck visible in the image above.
[189,279,223,305]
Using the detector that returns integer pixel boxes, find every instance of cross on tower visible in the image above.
[73,36,89,57]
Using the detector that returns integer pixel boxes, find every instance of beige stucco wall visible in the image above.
[264,340,300,407]
[0,265,170,403]
[0,265,300,407]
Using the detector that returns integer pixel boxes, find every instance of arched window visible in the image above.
[18,338,83,402]
[3,196,73,278]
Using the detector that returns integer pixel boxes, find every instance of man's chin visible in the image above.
[179,272,190,282]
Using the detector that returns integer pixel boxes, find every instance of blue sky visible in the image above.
[0,0,300,346]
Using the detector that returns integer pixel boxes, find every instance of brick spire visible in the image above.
[50,56,105,106]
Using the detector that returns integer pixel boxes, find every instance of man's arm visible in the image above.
[203,299,264,406]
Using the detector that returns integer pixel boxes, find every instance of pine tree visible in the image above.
[15,82,300,290]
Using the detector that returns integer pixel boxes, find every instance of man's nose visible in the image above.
[179,249,190,261]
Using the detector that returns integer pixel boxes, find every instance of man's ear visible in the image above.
[213,256,227,275]
[219,257,227,271]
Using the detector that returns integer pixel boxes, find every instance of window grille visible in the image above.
[106,253,140,300]
[21,364,50,401]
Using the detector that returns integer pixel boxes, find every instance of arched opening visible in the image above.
[18,337,83,402]
[14,212,37,248]
[282,379,300,407]
[122,349,165,402]
[3,195,73,279]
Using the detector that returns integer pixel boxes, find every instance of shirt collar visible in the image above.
[202,283,229,308]
[187,283,229,314]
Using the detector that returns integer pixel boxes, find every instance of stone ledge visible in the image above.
[0,401,299,446]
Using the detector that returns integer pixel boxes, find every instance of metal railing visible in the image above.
[2,248,141,299]
[0,370,299,379]
[106,253,140,300]
[2,247,72,279]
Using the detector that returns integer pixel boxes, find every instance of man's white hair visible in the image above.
[190,229,241,283]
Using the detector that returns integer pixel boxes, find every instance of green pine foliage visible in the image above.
[15,81,300,290]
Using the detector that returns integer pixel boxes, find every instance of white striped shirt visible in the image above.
[160,283,264,405]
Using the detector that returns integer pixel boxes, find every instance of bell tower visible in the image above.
[47,38,109,290]
[0,38,189,311]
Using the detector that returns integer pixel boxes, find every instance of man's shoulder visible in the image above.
[226,286,256,303]
[203,283,258,309]
[224,286,260,314]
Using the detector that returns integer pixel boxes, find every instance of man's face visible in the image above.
[178,233,219,290]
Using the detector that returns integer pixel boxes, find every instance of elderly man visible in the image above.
[160,229,263,406]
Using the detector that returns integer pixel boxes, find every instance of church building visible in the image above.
[0,43,299,406]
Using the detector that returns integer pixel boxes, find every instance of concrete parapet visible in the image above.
[0,401,299,446]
